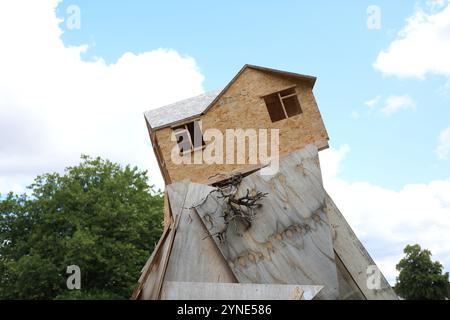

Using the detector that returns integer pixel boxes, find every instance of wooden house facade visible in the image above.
[144,65,329,185]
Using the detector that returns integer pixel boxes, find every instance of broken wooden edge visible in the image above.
[155,214,181,299]
[131,184,186,300]
[131,224,171,300]
[163,190,172,231]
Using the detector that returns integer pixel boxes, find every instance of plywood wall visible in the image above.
[154,68,329,184]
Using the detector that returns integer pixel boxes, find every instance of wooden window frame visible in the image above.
[262,86,302,122]
[172,120,205,155]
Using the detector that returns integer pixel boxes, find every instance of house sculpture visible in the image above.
[133,65,397,300]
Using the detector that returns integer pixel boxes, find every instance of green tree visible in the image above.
[0,155,163,299]
[395,244,449,300]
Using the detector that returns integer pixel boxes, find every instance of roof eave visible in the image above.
[146,113,204,131]
[246,64,317,88]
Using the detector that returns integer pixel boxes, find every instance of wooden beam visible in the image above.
[131,225,171,300]
[163,190,172,231]
[335,253,366,300]
[324,194,398,300]
[155,214,181,299]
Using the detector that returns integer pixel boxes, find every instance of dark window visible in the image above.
[264,94,285,122]
[173,121,205,153]
[263,87,302,122]
[186,121,204,149]
[283,95,302,117]
[173,126,192,154]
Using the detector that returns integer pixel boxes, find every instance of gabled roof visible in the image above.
[144,64,317,130]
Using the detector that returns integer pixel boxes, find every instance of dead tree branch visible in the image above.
[195,174,268,243]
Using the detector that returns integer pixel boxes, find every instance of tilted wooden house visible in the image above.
[134,64,398,300]
[144,64,329,185]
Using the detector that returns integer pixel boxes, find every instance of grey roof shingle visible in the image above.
[144,89,222,129]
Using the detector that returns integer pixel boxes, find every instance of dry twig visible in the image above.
[196,174,268,243]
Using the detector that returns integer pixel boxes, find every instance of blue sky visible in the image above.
[1,0,449,285]
[56,0,450,191]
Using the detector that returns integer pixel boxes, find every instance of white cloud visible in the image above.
[0,0,205,194]
[381,95,416,116]
[374,1,450,78]
[436,126,450,159]
[364,96,381,109]
[358,95,415,117]
[426,0,448,12]
[320,146,450,284]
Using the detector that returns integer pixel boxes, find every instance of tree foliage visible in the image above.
[395,244,449,300]
[0,155,163,299]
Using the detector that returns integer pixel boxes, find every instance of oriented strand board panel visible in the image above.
[164,182,236,284]
[195,145,339,299]
[161,281,323,300]
[324,194,398,300]
[155,67,329,184]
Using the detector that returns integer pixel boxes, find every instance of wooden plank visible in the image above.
[164,182,237,284]
[131,222,172,300]
[163,191,172,231]
[155,213,181,299]
[137,226,174,300]
[324,194,398,300]
[161,281,323,300]
[195,145,340,299]
[335,253,366,300]
[133,181,192,300]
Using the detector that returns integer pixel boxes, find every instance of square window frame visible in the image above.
[261,86,303,123]
[171,119,206,155]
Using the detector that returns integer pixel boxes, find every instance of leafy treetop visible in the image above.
[0,155,163,299]
[395,244,449,300]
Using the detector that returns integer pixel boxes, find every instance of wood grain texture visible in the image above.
[195,145,339,299]
[164,182,237,284]
[134,181,191,300]
[324,194,398,300]
[162,190,172,231]
[335,253,366,300]
[136,144,396,300]
[155,213,180,299]
[166,180,190,218]
[161,281,323,300]
[137,225,174,300]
